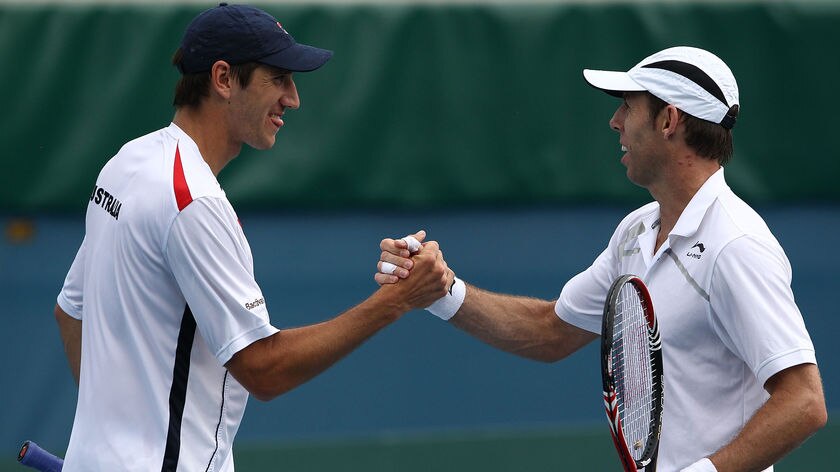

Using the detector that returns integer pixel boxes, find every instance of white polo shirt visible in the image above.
[556,168,816,472]
[57,123,278,471]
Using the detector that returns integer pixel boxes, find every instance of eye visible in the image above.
[273,74,292,86]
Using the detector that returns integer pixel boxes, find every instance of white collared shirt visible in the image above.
[556,168,816,472]
[57,123,278,471]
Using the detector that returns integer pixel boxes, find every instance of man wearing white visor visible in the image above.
[376,46,826,471]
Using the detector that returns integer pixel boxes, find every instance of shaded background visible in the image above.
[1,1,836,470]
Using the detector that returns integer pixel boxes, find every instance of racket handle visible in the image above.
[18,441,64,472]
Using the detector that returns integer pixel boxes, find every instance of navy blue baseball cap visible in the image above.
[178,3,333,74]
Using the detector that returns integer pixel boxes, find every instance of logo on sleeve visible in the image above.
[245,297,265,310]
[89,185,123,220]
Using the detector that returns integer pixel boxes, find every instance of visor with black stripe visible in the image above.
[583,46,739,129]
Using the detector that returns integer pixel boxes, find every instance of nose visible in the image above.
[281,77,300,110]
[609,104,624,133]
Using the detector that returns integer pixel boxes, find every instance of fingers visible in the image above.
[401,236,421,254]
[380,238,411,259]
[379,261,398,275]
[374,272,399,286]
[376,231,433,287]
[380,229,426,257]
[412,229,427,243]
[379,251,412,276]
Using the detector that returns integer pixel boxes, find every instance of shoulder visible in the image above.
[704,192,790,277]
[111,126,174,160]
[705,189,778,248]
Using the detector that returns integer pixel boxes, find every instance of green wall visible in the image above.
[2,1,839,212]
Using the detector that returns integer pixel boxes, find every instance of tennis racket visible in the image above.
[17,441,63,472]
[601,274,664,471]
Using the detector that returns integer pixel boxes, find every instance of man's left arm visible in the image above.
[702,363,826,472]
[55,304,81,386]
[696,235,828,471]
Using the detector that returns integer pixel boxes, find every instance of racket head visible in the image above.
[601,274,664,471]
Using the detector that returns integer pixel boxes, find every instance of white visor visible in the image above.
[583,46,739,129]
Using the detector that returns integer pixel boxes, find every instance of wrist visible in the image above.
[372,285,413,320]
[682,458,717,472]
[425,276,466,320]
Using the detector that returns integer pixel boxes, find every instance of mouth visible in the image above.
[619,143,630,166]
[269,112,284,129]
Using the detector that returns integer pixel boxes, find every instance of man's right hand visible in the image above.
[375,229,427,284]
[378,239,453,311]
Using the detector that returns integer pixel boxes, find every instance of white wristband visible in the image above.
[681,458,717,472]
[425,277,466,321]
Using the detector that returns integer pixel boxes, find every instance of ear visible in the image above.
[209,60,233,100]
[661,105,681,140]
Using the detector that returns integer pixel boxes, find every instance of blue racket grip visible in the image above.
[18,441,63,472]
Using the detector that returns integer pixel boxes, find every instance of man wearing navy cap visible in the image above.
[54,4,452,470]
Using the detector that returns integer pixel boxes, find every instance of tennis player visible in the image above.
[54,4,452,471]
[377,47,826,471]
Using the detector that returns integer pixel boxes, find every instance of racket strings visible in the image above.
[612,284,656,460]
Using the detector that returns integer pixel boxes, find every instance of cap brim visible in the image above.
[582,69,646,98]
[259,43,333,72]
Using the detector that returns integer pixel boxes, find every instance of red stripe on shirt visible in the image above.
[173,144,193,211]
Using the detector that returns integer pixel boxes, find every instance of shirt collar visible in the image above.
[165,122,218,182]
[669,167,728,238]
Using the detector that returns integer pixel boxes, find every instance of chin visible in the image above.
[625,170,646,188]
[249,138,276,151]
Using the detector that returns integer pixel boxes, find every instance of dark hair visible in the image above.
[645,92,735,166]
[171,48,261,108]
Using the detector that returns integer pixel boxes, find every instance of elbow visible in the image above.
[246,376,293,402]
[789,383,828,437]
[250,389,280,403]
[234,367,297,402]
[539,349,573,364]
[244,377,278,402]
[805,395,828,434]
[522,344,573,364]
[227,352,299,402]
[800,376,828,435]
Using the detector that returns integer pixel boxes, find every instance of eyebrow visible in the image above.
[262,65,292,76]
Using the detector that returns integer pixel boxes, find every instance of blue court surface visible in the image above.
[2,205,837,466]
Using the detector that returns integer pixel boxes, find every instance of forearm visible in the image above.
[450,284,596,362]
[230,241,451,401]
[54,304,82,386]
[707,364,827,472]
[228,287,409,401]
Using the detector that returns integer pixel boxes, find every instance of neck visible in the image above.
[172,106,241,176]
[650,157,720,250]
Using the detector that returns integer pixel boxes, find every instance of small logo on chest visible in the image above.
[686,241,706,259]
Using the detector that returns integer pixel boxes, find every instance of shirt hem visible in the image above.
[215,324,280,366]
[554,299,601,334]
[57,293,83,320]
[755,348,816,387]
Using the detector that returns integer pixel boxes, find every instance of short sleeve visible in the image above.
[166,198,279,365]
[555,231,622,334]
[708,235,816,387]
[57,236,87,320]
